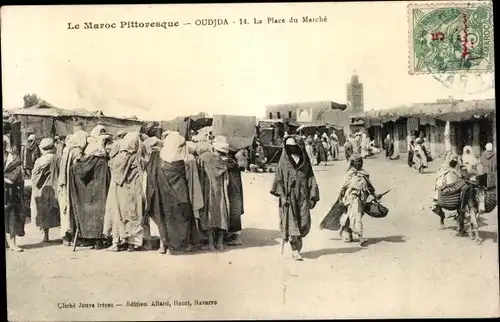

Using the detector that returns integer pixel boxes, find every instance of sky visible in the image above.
[1,2,495,121]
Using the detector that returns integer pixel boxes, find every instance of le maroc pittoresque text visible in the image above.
[67,16,328,30]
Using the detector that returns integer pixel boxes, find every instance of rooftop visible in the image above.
[352,98,495,123]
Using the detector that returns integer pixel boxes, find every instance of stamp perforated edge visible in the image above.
[407,1,495,75]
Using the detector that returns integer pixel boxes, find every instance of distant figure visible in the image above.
[408,137,416,168]
[254,141,267,170]
[480,142,496,189]
[54,136,65,164]
[413,138,428,172]
[352,133,361,155]
[330,133,340,161]
[360,133,370,158]
[22,133,40,178]
[315,137,328,165]
[368,138,380,155]
[344,136,354,161]
[383,134,394,159]
[305,136,314,162]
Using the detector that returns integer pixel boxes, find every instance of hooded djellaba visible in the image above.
[30,138,60,243]
[103,132,148,252]
[58,127,89,246]
[68,125,112,250]
[270,135,320,261]
[184,141,205,249]
[147,131,192,255]
[197,135,235,251]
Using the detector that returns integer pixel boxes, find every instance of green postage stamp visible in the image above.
[408,2,494,74]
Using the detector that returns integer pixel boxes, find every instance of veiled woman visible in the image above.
[58,129,88,246]
[152,131,192,254]
[69,125,111,249]
[270,135,320,261]
[142,135,163,235]
[104,132,147,252]
[196,141,215,248]
[4,135,25,252]
[30,138,60,243]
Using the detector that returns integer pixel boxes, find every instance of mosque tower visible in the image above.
[346,74,364,113]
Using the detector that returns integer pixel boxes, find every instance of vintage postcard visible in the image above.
[2,2,497,321]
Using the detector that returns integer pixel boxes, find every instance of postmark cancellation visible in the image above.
[408,2,494,75]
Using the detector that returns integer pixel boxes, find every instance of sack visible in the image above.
[364,199,389,218]
[485,190,498,213]
[319,198,346,231]
[437,180,467,210]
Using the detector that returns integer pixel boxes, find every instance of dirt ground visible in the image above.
[6,155,499,320]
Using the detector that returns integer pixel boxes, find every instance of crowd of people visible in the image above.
[4,122,497,260]
[4,122,247,254]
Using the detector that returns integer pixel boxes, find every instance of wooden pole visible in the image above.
[444,121,451,152]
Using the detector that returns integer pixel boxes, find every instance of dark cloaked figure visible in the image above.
[21,133,40,177]
[4,135,26,252]
[147,132,192,254]
[408,138,415,168]
[383,134,394,159]
[270,135,320,261]
[314,138,328,165]
[69,152,111,249]
[225,151,245,245]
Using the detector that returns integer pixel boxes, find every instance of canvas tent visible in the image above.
[212,115,257,151]
[161,114,213,140]
[8,101,144,142]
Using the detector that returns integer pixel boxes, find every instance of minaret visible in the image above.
[346,75,364,113]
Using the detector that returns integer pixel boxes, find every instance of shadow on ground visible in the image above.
[240,228,281,249]
[21,239,63,250]
[365,235,406,246]
[479,231,498,243]
[301,247,364,259]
